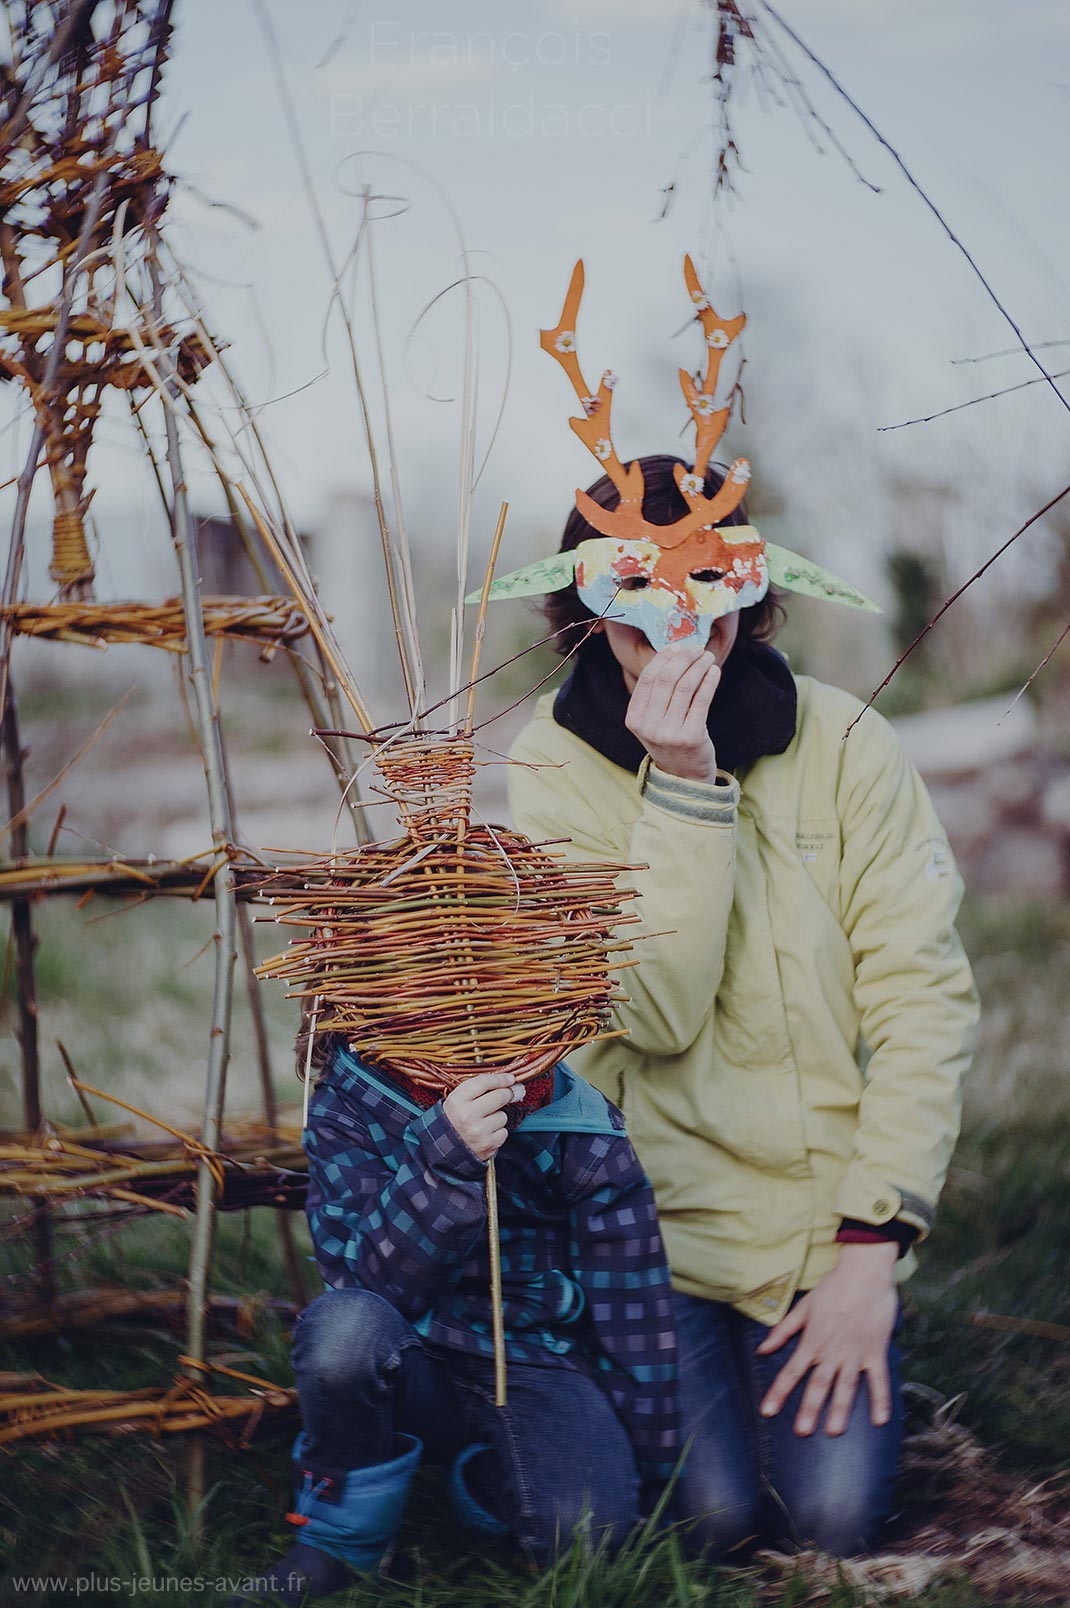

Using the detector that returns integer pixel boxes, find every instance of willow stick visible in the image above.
[0,159,112,717]
[217,719,307,1305]
[486,1156,507,1406]
[149,249,238,1524]
[157,242,381,759]
[2,676,52,1307]
[463,502,509,738]
[237,488,374,732]
[361,186,425,717]
[464,509,510,1401]
[182,394,372,843]
[251,1,421,716]
[315,644,372,846]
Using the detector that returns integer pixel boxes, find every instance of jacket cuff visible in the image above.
[837,1216,918,1256]
[638,759,740,826]
[413,1103,488,1184]
[835,1169,937,1242]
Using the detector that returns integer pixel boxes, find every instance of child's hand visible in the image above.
[443,1072,521,1162]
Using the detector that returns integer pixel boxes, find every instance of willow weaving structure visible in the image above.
[3,596,310,654]
[242,484,639,1104]
[256,736,637,1092]
[0,0,199,600]
[0,0,309,655]
[0,0,334,1474]
[0,1359,298,1448]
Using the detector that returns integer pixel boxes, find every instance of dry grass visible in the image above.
[0,891,1067,1604]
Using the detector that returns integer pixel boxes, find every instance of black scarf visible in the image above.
[552,632,798,776]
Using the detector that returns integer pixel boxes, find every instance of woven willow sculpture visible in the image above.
[256,719,635,1093]
[250,498,636,1085]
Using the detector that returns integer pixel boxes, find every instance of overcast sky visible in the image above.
[4,0,1069,611]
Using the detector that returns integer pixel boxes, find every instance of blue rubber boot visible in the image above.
[448,1443,510,1538]
[232,1433,421,1605]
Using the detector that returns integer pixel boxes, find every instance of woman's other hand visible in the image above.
[755,1242,900,1436]
[625,640,722,784]
[442,1071,521,1162]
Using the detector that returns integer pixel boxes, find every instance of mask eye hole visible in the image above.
[689,568,725,584]
[618,576,651,591]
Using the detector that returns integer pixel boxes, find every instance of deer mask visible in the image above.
[472,257,879,649]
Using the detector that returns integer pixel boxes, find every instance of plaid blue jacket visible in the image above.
[304,1046,679,1482]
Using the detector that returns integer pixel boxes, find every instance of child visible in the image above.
[240,1045,678,1603]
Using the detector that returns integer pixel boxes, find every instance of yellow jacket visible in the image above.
[508,675,979,1325]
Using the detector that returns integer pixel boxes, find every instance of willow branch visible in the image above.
[756,0,1070,419]
[147,246,238,1445]
[846,481,1070,735]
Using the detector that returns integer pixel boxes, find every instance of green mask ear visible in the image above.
[764,542,881,614]
[465,550,578,604]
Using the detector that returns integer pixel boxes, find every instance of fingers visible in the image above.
[442,1072,519,1161]
[446,1073,520,1118]
[626,642,721,781]
[756,1299,808,1355]
[453,1071,517,1103]
[681,658,722,730]
[472,1120,509,1161]
[822,1367,860,1438]
[759,1344,811,1420]
[864,1356,893,1428]
[792,1365,838,1438]
[628,641,711,729]
[467,1083,522,1116]
[660,658,720,740]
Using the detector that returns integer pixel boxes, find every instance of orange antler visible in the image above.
[678,254,746,480]
[541,257,752,545]
[671,256,749,527]
[540,261,648,539]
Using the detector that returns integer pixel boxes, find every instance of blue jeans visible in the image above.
[292,1287,640,1563]
[673,1292,902,1558]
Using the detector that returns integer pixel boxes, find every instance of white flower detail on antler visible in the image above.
[680,472,704,496]
[693,393,717,417]
[730,461,752,485]
[602,369,618,389]
[555,330,577,353]
[706,328,730,350]
[595,438,612,461]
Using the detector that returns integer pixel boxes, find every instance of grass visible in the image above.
[1,893,1068,1605]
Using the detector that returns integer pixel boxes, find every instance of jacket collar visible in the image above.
[330,1047,618,1137]
[552,632,798,776]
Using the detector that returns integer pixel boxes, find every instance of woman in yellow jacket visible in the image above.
[504,446,979,1557]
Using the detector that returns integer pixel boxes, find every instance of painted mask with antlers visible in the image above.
[475,257,879,648]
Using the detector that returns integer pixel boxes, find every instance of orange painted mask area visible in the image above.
[575,527,768,649]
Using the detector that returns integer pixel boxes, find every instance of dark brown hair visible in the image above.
[542,454,783,652]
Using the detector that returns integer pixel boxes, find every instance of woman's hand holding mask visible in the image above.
[624,640,722,785]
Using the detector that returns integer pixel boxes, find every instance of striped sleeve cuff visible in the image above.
[639,760,740,825]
